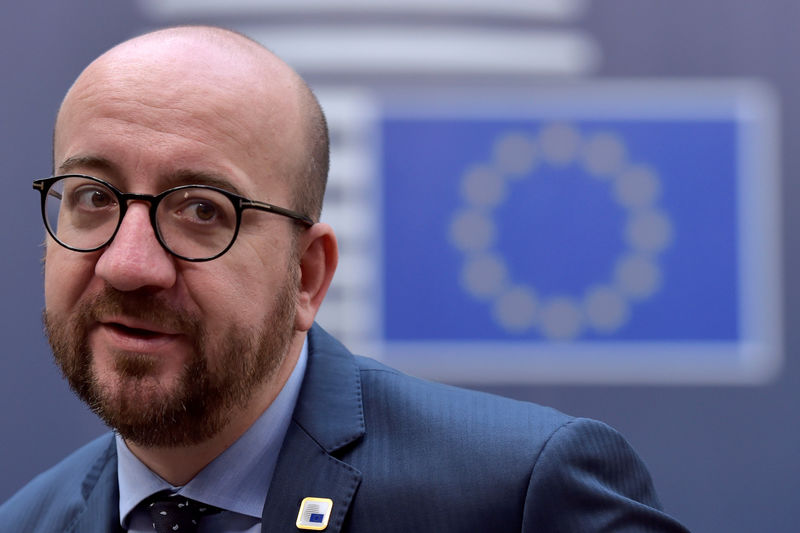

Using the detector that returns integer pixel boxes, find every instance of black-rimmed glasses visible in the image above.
[33,174,314,262]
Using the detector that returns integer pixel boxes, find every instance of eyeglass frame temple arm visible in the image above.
[241,199,315,227]
[32,180,63,200]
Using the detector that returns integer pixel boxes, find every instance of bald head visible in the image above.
[55,26,329,219]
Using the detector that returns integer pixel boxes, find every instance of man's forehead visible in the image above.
[75,38,259,102]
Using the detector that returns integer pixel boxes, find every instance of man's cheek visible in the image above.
[45,255,100,312]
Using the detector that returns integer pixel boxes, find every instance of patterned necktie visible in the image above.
[144,491,222,533]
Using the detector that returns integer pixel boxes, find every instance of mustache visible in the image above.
[84,285,201,335]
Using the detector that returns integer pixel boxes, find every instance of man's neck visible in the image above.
[124,331,305,486]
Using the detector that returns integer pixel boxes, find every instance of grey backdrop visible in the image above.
[1,2,797,532]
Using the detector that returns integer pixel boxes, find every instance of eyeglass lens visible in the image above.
[43,176,240,260]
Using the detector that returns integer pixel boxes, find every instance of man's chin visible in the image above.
[98,376,179,410]
[90,377,223,448]
[107,349,189,383]
[87,356,182,409]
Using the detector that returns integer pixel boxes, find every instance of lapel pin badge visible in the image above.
[296,497,334,530]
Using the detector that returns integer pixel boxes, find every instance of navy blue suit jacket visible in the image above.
[0,325,688,531]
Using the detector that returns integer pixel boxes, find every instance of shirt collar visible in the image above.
[117,338,308,527]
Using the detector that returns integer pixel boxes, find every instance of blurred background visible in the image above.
[0,1,796,531]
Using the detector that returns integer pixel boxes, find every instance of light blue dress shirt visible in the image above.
[117,340,308,532]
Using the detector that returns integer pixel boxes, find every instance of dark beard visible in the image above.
[44,280,296,448]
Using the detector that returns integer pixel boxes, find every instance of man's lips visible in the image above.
[99,317,181,337]
[105,323,165,339]
[93,318,183,352]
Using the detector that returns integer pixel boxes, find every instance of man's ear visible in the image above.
[294,222,338,331]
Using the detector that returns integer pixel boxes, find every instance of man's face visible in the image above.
[44,43,306,447]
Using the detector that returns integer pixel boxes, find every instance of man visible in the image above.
[0,25,688,532]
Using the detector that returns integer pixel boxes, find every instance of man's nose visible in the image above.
[94,202,177,291]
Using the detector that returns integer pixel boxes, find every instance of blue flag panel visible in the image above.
[382,119,738,342]
[372,84,779,383]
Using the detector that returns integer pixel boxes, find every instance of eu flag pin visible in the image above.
[296,497,333,530]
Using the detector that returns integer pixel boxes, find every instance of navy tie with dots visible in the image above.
[144,491,221,533]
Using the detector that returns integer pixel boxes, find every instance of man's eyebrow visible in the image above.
[164,169,245,197]
[57,155,115,175]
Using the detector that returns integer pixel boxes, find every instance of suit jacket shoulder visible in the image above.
[0,433,122,533]
[263,325,689,532]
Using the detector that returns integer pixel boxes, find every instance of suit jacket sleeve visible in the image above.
[522,417,689,532]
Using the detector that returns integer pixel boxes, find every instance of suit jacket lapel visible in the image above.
[68,436,125,533]
[261,325,365,532]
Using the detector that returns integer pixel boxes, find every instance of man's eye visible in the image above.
[163,190,233,230]
[73,186,115,209]
[177,201,222,224]
[190,202,217,222]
